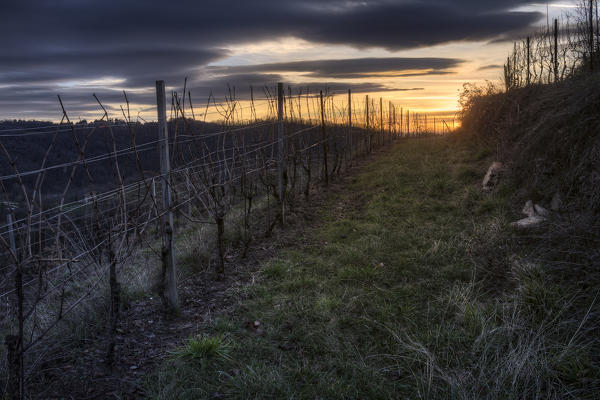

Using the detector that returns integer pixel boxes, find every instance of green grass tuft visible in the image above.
[172,335,232,364]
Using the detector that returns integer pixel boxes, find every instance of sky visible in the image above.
[0,0,578,122]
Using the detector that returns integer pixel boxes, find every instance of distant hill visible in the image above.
[0,119,264,205]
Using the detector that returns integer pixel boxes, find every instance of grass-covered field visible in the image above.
[146,136,599,399]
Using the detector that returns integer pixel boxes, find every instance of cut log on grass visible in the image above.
[511,215,547,229]
[515,200,549,229]
[482,162,503,192]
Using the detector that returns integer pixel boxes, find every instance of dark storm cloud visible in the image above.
[477,64,504,71]
[0,48,227,86]
[292,2,540,50]
[189,75,424,98]
[0,74,423,119]
[0,86,148,119]
[0,0,543,118]
[1,1,541,53]
[210,57,464,79]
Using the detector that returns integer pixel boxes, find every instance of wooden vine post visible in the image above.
[554,19,559,82]
[590,0,595,72]
[379,97,383,146]
[156,80,178,312]
[348,89,352,165]
[400,108,403,136]
[526,36,531,85]
[365,95,370,153]
[388,101,392,142]
[320,90,328,186]
[277,82,286,224]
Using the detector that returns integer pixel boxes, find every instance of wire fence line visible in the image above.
[0,80,455,399]
[503,0,600,90]
[0,127,282,240]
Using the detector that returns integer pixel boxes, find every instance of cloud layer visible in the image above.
[210,57,464,79]
[0,0,543,118]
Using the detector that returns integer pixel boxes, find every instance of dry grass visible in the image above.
[145,136,600,399]
[460,73,600,213]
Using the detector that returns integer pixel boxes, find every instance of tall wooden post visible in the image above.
[155,80,178,312]
[400,108,403,136]
[365,95,370,153]
[379,97,383,147]
[591,0,595,72]
[348,89,352,163]
[320,90,328,186]
[287,86,293,122]
[388,101,393,142]
[277,83,285,224]
[554,19,559,82]
[393,105,397,138]
[526,36,531,85]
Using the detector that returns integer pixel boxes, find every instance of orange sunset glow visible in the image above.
[0,1,578,122]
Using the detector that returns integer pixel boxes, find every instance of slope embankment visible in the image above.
[461,73,600,213]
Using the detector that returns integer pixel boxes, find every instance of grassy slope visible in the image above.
[147,136,599,399]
